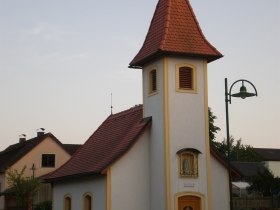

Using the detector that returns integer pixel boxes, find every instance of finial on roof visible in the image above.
[110,93,113,115]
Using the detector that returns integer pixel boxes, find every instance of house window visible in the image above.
[177,148,200,177]
[64,195,71,210]
[42,154,55,167]
[148,68,158,95]
[176,64,197,93]
[84,193,92,210]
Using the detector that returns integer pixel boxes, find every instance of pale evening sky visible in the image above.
[0,0,279,150]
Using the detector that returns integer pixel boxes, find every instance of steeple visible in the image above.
[129,0,222,68]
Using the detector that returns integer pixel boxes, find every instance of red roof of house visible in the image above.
[129,0,222,68]
[46,105,151,182]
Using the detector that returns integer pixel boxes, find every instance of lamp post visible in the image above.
[225,78,258,210]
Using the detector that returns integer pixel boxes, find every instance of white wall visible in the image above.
[266,161,280,177]
[110,130,150,210]
[52,176,106,210]
[143,58,166,210]
[168,58,209,207]
[210,156,229,210]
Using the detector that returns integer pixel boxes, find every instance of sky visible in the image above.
[0,0,279,150]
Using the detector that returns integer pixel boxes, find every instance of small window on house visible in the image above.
[176,64,197,93]
[64,195,71,210]
[84,193,92,210]
[177,148,200,177]
[41,154,55,167]
[148,68,158,95]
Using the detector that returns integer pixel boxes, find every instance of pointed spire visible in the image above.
[129,0,223,68]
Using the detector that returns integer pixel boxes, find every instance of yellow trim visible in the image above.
[106,168,111,210]
[175,63,197,93]
[63,194,72,210]
[203,60,213,210]
[163,57,171,210]
[174,192,205,210]
[83,192,93,210]
[142,71,145,117]
[148,67,159,96]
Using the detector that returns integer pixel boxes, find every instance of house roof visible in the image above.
[46,105,152,182]
[62,144,81,155]
[129,0,222,68]
[0,133,77,173]
[231,161,266,177]
[254,148,280,161]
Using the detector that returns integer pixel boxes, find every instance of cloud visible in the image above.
[25,23,62,41]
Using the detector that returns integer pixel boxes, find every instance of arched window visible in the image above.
[176,64,197,93]
[84,193,92,210]
[64,195,71,210]
[148,68,158,95]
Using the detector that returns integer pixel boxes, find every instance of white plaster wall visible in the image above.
[168,58,209,208]
[143,58,166,210]
[52,176,106,210]
[0,173,5,210]
[210,156,229,210]
[266,161,280,177]
[111,130,150,210]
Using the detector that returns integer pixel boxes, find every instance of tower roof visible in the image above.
[129,0,223,68]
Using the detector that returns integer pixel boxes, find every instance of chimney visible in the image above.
[19,134,26,143]
[36,128,45,136]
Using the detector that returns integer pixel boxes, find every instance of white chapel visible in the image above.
[46,0,238,209]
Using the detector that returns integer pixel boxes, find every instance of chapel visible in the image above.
[46,1,236,210]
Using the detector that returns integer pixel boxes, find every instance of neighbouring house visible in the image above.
[232,161,266,179]
[45,0,241,209]
[0,131,80,210]
[254,148,280,177]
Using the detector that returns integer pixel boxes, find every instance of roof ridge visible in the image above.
[160,0,171,49]
[108,105,142,120]
[185,0,221,55]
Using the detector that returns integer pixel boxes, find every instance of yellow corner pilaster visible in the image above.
[163,57,171,210]
[204,60,212,210]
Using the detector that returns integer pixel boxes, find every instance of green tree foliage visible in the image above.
[7,166,41,210]
[218,137,263,162]
[248,169,280,196]
[208,107,221,142]
[208,107,262,162]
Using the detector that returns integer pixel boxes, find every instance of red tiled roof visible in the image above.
[129,0,222,68]
[46,105,152,182]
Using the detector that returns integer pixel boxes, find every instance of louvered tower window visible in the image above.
[148,68,158,95]
[179,67,193,89]
[176,64,197,93]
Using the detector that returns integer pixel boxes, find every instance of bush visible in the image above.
[34,200,52,210]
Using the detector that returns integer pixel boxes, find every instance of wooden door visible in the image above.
[178,196,200,210]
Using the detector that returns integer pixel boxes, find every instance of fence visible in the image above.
[234,197,280,210]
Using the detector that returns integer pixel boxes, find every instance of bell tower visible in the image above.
[129,0,222,210]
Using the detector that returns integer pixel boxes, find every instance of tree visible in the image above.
[248,169,280,196]
[208,107,262,162]
[7,166,41,210]
[208,107,221,143]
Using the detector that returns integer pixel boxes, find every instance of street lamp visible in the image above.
[225,78,258,210]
